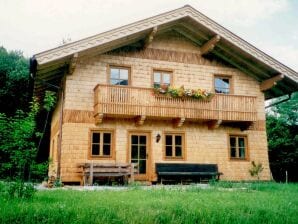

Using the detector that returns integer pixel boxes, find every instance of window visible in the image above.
[153,70,172,88]
[214,76,231,94]
[164,133,184,159]
[229,135,247,160]
[109,66,129,85]
[90,131,113,158]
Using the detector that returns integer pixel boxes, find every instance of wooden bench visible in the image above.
[78,163,137,186]
[156,163,222,184]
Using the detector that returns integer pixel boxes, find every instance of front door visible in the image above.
[129,133,150,180]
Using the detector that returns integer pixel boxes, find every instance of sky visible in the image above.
[1,0,298,71]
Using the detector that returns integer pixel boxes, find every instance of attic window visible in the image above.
[214,76,231,94]
[153,70,172,88]
[109,66,130,86]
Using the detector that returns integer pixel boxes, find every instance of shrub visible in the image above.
[4,180,36,199]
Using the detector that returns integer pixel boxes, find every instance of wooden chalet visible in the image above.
[30,5,298,184]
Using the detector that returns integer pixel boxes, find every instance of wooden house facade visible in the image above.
[31,5,298,184]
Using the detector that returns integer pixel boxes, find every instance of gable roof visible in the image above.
[32,5,298,99]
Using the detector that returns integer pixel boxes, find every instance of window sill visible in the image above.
[164,157,185,161]
[230,158,248,161]
[90,156,114,160]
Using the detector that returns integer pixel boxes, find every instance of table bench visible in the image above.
[156,163,222,184]
[78,163,137,185]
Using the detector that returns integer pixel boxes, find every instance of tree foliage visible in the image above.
[266,92,298,182]
[0,47,30,115]
[0,92,56,181]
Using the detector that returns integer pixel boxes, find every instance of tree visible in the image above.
[0,91,56,181]
[266,92,298,182]
[0,47,30,115]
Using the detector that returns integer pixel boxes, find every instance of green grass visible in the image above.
[0,182,297,224]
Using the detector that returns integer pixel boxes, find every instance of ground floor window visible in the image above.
[164,133,185,159]
[90,130,113,158]
[229,135,247,160]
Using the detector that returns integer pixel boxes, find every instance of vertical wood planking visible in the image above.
[94,84,257,122]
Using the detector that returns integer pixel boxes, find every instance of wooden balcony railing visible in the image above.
[94,84,257,124]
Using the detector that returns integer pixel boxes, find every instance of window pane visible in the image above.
[110,68,119,79]
[175,146,182,157]
[140,136,146,145]
[131,135,138,145]
[154,73,161,83]
[92,133,100,144]
[103,144,110,156]
[103,133,111,144]
[131,145,138,159]
[238,138,245,148]
[239,147,245,158]
[175,135,182,146]
[110,79,120,85]
[119,69,128,79]
[230,147,236,158]
[165,135,172,145]
[215,77,230,94]
[92,144,100,155]
[139,146,146,159]
[119,79,128,86]
[139,160,146,174]
[163,73,170,84]
[230,137,236,148]
[166,146,172,157]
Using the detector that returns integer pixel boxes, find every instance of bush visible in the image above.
[1,180,36,199]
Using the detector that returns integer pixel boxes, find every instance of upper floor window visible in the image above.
[90,130,113,158]
[164,133,185,160]
[153,70,172,88]
[214,76,231,94]
[110,66,130,86]
[229,135,247,160]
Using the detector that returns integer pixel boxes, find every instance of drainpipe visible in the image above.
[56,88,64,179]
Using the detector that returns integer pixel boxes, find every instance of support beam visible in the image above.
[173,117,185,128]
[213,50,261,81]
[135,115,146,126]
[143,27,158,49]
[179,24,270,79]
[260,74,284,91]
[200,35,220,55]
[94,113,104,125]
[68,53,79,75]
[207,120,222,130]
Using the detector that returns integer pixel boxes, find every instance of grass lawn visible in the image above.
[0,182,297,224]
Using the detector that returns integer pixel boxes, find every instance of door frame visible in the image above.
[127,130,152,181]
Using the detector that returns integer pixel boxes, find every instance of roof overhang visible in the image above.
[32,5,298,99]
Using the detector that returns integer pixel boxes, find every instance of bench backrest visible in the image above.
[156,163,218,173]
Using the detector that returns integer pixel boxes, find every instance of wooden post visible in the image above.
[130,163,135,183]
[89,162,94,186]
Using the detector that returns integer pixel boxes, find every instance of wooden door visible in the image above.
[129,133,150,181]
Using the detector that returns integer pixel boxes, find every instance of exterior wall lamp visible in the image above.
[156,133,161,143]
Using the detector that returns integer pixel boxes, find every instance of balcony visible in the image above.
[94,84,257,127]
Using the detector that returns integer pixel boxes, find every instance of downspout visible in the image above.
[56,87,64,179]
